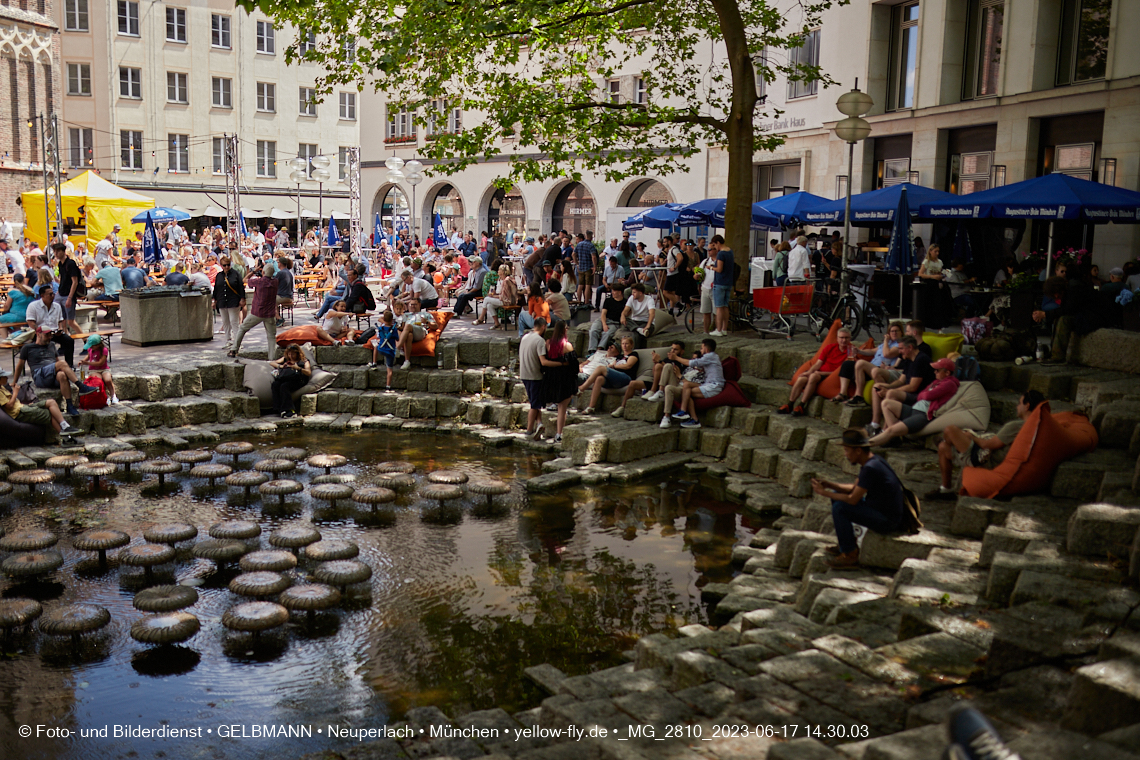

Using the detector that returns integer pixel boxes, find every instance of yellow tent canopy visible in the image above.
[20,170,155,250]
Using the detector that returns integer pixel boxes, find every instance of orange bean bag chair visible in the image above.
[787,320,873,399]
[408,310,453,358]
[961,402,1098,498]
[276,325,334,347]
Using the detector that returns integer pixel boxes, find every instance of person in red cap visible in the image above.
[868,358,960,447]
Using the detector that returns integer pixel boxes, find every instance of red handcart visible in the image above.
[750,281,816,339]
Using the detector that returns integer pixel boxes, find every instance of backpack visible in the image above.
[900,486,923,534]
[955,355,980,382]
[77,375,108,410]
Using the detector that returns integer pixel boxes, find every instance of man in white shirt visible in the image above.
[622,282,656,336]
[1,238,25,277]
[0,217,11,242]
[787,235,812,282]
[603,238,619,256]
[94,235,115,269]
[26,288,75,367]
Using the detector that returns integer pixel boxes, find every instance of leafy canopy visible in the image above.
[240,0,834,185]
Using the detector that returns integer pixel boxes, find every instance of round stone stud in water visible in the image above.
[8,468,55,495]
[118,543,177,581]
[192,539,248,568]
[0,529,58,552]
[45,453,88,477]
[311,482,354,510]
[466,478,511,508]
[265,447,308,461]
[375,474,414,492]
[303,540,359,562]
[279,583,341,625]
[254,459,297,477]
[106,449,147,473]
[73,528,130,566]
[72,462,117,491]
[189,463,233,487]
[313,560,372,594]
[222,601,289,640]
[351,487,396,513]
[215,441,255,465]
[312,473,357,485]
[259,479,304,507]
[306,454,347,474]
[133,584,199,613]
[421,483,464,505]
[2,551,64,580]
[268,524,321,555]
[143,522,198,546]
[239,550,297,573]
[171,450,213,469]
[39,603,111,645]
[137,460,180,488]
[229,571,291,598]
[0,598,43,635]
[376,461,415,474]
[225,470,270,501]
[130,611,200,645]
[208,520,261,541]
[426,469,469,485]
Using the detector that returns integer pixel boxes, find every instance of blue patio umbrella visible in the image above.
[918,173,1140,276]
[374,213,383,246]
[800,183,958,225]
[141,212,161,265]
[432,213,449,249]
[131,206,191,223]
[623,203,683,231]
[883,186,914,318]
[952,223,973,264]
[327,216,341,248]
[678,198,781,230]
[239,212,248,239]
[752,191,830,227]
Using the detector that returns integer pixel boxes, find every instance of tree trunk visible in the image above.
[710,0,757,292]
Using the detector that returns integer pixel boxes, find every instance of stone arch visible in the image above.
[423,181,466,240]
[479,182,527,239]
[371,183,410,235]
[542,179,598,239]
[616,178,675,207]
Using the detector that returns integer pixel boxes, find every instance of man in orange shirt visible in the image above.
[779,328,854,417]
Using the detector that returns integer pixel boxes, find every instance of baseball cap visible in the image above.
[931,358,956,371]
[113,224,121,230]
[84,334,103,349]
[0,367,10,379]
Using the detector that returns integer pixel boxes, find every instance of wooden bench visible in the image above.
[0,328,121,371]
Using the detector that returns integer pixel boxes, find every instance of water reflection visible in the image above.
[0,430,753,760]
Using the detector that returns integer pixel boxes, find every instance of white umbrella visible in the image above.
[328,210,351,221]
[240,207,266,218]
[267,207,297,220]
[197,204,227,217]
[299,207,321,219]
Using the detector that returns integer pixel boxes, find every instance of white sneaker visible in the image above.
[644,390,663,402]
[611,406,625,418]
[401,360,412,370]
[60,420,72,432]
[659,416,671,429]
[710,330,726,337]
[110,395,120,405]
[584,406,595,414]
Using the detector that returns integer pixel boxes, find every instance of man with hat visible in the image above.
[0,365,72,434]
[13,328,97,417]
[811,428,907,570]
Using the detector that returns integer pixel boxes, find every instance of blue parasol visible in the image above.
[884,186,914,318]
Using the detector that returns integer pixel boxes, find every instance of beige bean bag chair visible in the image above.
[915,380,990,437]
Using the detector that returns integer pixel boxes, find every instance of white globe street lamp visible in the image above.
[312,166,332,240]
[833,80,873,296]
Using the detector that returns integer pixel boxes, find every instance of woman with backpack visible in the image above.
[78,334,118,405]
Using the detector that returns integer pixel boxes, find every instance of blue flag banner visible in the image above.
[374,213,383,246]
[142,212,161,265]
[328,216,341,247]
[239,212,248,238]
[432,213,449,249]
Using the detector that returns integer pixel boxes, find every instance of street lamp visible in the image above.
[405,159,423,243]
[834,80,873,296]
[311,155,332,244]
[289,159,308,243]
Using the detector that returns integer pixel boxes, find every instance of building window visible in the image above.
[64,0,89,32]
[888,3,919,110]
[257,140,277,177]
[297,144,318,177]
[166,7,187,42]
[386,106,416,141]
[299,31,316,55]
[68,127,93,168]
[256,82,276,112]
[67,63,91,96]
[963,0,1003,100]
[635,77,647,105]
[212,77,232,108]
[117,1,139,36]
[425,99,460,135]
[787,29,820,99]
[1056,0,1111,85]
[211,14,231,49]
[256,20,275,54]
[339,92,356,120]
[299,87,317,116]
[949,151,993,195]
[168,134,189,173]
[752,48,768,101]
[121,130,143,170]
[608,79,621,104]
[212,137,229,174]
[879,157,911,188]
[167,72,188,104]
[338,146,348,180]
[343,38,356,62]
[1050,142,1096,180]
[119,67,141,99]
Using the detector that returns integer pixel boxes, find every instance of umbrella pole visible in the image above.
[840,140,855,298]
[1045,221,1055,278]
[899,274,905,320]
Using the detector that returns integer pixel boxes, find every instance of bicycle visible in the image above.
[681,295,703,333]
[810,269,887,342]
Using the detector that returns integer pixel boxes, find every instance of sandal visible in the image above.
[828,395,845,403]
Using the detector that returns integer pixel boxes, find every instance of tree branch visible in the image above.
[554,100,725,130]
[481,0,657,38]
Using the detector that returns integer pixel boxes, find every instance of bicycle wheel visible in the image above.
[685,305,697,333]
[838,298,863,341]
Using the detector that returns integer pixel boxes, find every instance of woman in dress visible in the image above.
[917,244,944,280]
[539,320,577,443]
[0,273,35,337]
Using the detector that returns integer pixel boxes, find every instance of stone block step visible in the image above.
[859,530,979,571]
[1067,503,1140,559]
[1065,659,1140,735]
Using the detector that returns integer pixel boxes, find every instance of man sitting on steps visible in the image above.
[811,428,907,570]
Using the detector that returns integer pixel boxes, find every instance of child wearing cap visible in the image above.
[78,334,119,404]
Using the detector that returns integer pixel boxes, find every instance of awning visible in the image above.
[197,204,227,217]
[267,207,297,220]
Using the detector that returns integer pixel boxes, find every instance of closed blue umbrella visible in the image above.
[432,213,449,249]
[884,187,913,319]
[327,216,341,247]
[374,213,383,246]
[142,212,161,265]
[131,206,190,223]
